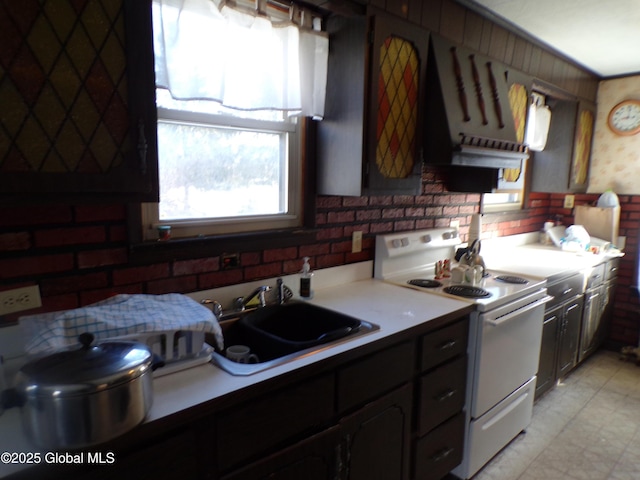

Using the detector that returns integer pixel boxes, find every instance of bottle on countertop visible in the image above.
[299,257,314,299]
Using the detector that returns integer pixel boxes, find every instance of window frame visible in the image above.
[141,104,304,241]
[141,1,311,242]
[125,0,316,256]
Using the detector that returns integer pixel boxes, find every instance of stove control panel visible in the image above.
[392,237,410,248]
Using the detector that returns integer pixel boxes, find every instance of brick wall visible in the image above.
[0,165,542,320]
[2,172,639,347]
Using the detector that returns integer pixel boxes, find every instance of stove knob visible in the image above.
[401,237,410,247]
[421,234,432,243]
[442,231,451,239]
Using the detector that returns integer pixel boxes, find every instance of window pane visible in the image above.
[157,121,287,221]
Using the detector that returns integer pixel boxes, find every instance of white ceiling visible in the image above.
[464,0,640,78]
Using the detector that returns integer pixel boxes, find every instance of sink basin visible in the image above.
[210,302,379,375]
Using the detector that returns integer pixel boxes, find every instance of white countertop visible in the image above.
[481,233,623,282]
[0,275,472,478]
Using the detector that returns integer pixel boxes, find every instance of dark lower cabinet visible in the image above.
[557,297,584,378]
[536,295,584,399]
[413,412,465,480]
[339,384,412,480]
[15,316,470,480]
[221,427,341,480]
[536,308,559,397]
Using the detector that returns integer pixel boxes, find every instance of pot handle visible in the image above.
[2,387,25,410]
[78,332,95,349]
[151,354,166,372]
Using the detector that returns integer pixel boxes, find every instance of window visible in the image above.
[142,0,327,241]
[481,161,527,213]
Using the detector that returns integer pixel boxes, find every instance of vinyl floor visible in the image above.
[471,349,640,480]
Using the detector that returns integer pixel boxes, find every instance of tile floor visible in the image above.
[472,349,640,480]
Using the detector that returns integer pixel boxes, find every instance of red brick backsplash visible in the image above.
[2,182,639,349]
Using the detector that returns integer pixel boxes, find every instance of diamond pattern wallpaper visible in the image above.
[0,0,130,175]
[376,35,418,179]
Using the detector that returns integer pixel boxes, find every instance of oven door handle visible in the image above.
[485,295,554,327]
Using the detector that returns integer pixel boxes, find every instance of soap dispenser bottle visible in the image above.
[299,257,314,299]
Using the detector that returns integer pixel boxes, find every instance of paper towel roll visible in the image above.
[469,214,482,243]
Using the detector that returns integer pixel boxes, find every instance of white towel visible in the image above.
[20,293,223,354]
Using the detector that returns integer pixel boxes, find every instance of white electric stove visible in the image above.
[374,228,551,479]
[374,228,546,310]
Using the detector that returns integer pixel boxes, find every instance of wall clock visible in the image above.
[608,99,640,135]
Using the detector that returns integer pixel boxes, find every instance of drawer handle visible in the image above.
[438,340,457,351]
[562,288,573,296]
[430,447,454,463]
[435,389,457,402]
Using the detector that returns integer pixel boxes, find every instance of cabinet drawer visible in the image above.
[337,341,414,412]
[605,257,620,281]
[216,374,334,471]
[420,320,468,372]
[586,263,605,289]
[417,356,466,435]
[547,273,584,309]
[413,412,464,480]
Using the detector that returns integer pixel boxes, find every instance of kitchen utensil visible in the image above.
[12,333,159,450]
[459,239,486,275]
[546,225,566,247]
[451,265,469,283]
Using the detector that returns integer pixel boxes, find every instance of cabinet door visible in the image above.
[529,87,579,193]
[72,429,200,480]
[557,297,583,378]
[216,374,335,472]
[579,288,603,363]
[339,384,412,480]
[0,0,158,203]
[221,426,340,480]
[600,281,617,344]
[364,11,428,195]
[569,100,596,192]
[535,306,560,399]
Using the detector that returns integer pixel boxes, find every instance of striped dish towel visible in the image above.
[20,293,223,354]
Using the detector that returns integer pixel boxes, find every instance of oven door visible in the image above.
[470,290,552,418]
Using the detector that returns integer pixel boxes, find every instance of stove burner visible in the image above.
[494,275,529,284]
[408,279,442,288]
[444,285,491,298]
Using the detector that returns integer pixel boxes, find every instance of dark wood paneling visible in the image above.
[421,0,443,31]
[503,32,516,66]
[385,0,409,18]
[407,0,424,23]
[462,9,483,49]
[439,0,465,44]
[488,24,509,61]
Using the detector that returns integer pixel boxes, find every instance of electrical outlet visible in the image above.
[352,231,363,253]
[564,195,575,209]
[0,285,42,316]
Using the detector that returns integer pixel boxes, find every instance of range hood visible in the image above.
[424,34,529,173]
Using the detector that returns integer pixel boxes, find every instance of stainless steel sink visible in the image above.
[209,302,379,376]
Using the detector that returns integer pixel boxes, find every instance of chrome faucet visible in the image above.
[201,281,292,321]
[234,285,271,311]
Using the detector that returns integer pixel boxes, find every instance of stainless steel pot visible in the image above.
[14,333,155,450]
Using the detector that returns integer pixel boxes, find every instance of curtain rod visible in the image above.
[222,0,324,30]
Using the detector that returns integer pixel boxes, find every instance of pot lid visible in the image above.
[17,333,152,397]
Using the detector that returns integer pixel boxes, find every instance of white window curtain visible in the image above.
[152,0,328,118]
